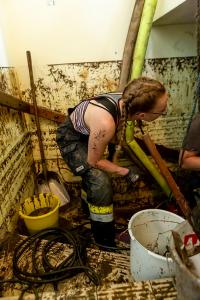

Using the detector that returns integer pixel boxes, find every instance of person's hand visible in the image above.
[125,166,140,184]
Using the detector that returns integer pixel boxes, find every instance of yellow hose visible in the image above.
[126,121,171,196]
[131,0,158,79]
[128,139,171,196]
[124,0,171,196]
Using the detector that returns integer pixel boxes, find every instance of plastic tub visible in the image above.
[19,193,60,234]
[128,209,185,281]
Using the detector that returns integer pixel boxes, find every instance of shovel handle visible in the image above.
[143,133,191,219]
[26,51,48,180]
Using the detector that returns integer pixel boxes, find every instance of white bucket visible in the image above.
[128,209,185,281]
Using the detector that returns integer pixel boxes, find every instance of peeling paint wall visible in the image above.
[18,61,121,182]
[0,68,35,234]
[16,56,196,179]
[141,57,197,148]
[0,56,197,232]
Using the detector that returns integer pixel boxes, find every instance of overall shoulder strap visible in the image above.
[91,93,122,124]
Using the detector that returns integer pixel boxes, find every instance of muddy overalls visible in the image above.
[56,93,122,246]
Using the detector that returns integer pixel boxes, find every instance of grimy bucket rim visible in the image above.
[128,208,185,261]
[19,193,60,220]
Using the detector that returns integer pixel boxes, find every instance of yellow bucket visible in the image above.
[19,193,60,234]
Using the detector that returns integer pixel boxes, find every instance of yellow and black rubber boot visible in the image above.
[88,202,116,247]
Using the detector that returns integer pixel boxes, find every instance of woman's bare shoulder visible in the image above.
[85,102,116,130]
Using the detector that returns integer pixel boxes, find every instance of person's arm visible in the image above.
[179,149,200,170]
[179,114,200,170]
[87,121,129,176]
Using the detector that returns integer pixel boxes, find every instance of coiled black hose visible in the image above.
[0,227,99,291]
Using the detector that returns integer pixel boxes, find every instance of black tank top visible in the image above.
[90,92,122,125]
[70,92,122,135]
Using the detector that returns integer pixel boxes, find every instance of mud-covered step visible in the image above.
[0,279,176,299]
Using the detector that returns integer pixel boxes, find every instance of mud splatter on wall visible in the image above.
[17,57,196,176]
[142,57,197,148]
[19,61,121,110]
[0,68,35,234]
[18,61,121,181]
[0,57,197,228]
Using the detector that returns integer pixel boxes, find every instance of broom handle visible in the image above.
[143,133,191,219]
[26,50,48,180]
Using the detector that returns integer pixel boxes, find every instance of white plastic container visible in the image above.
[128,209,184,281]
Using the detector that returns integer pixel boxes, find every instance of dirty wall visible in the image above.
[17,56,196,179]
[0,68,35,234]
[0,56,197,233]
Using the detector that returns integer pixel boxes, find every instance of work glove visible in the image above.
[125,166,140,184]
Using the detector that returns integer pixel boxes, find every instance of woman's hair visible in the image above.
[113,76,166,162]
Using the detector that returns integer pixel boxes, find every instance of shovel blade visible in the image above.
[49,178,70,206]
[38,182,51,194]
[36,172,70,207]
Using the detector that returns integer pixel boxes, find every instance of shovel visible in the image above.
[26,50,70,207]
[142,132,200,240]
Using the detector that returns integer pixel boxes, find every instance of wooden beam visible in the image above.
[0,90,66,123]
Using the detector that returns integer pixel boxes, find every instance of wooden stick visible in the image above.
[0,90,65,123]
[142,133,200,243]
[171,231,191,267]
[26,50,48,180]
[143,133,191,219]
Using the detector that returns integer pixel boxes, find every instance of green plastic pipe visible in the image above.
[126,121,135,143]
[126,120,171,197]
[128,139,171,196]
[124,0,172,196]
[131,0,158,79]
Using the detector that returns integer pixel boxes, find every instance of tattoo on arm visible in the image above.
[95,129,106,139]
[91,130,106,151]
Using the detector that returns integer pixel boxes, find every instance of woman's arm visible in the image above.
[87,121,129,176]
[179,149,200,170]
